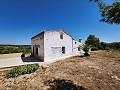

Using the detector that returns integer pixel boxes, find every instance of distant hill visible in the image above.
[0,44,30,46]
[105,42,120,50]
[0,44,31,54]
[107,42,120,45]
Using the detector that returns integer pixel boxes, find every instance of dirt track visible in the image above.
[0,51,120,90]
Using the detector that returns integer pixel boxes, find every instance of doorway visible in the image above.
[33,47,34,56]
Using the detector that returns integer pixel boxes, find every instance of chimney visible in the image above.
[79,39,82,43]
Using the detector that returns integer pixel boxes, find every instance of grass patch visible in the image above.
[6,63,39,78]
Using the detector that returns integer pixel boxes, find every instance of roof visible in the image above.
[31,30,73,39]
[31,31,44,39]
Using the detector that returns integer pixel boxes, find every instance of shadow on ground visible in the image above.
[21,56,42,62]
[45,79,87,90]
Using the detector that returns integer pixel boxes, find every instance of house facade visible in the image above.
[31,30,83,63]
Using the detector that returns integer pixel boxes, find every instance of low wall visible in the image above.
[44,53,82,64]
[0,53,22,59]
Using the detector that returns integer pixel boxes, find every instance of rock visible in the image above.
[111,75,120,81]
[41,64,49,70]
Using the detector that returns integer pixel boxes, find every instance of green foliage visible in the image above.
[100,42,107,50]
[83,44,90,53]
[90,0,120,24]
[83,44,90,56]
[107,42,120,50]
[99,1,120,24]
[85,34,120,51]
[85,35,101,50]
[0,45,31,54]
[6,64,39,78]
[91,47,99,51]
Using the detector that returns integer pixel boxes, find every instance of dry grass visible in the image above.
[0,51,120,90]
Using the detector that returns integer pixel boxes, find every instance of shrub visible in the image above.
[83,44,90,56]
[6,64,39,78]
[91,47,99,51]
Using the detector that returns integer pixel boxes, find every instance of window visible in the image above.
[78,47,80,51]
[36,47,38,55]
[51,47,61,55]
[60,34,63,39]
[62,47,65,54]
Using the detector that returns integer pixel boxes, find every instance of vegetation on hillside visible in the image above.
[0,45,31,54]
[103,42,120,50]
[85,35,120,51]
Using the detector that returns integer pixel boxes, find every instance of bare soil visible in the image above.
[0,53,30,60]
[0,53,22,59]
[0,51,120,90]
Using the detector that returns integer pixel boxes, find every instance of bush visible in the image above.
[91,47,99,51]
[6,64,39,78]
[83,44,90,56]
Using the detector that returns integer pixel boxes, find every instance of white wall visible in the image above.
[73,40,82,55]
[44,31,73,62]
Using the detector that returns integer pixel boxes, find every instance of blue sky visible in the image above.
[0,0,119,45]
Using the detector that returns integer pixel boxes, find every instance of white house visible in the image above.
[31,30,83,63]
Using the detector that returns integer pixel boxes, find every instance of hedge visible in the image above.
[6,63,39,78]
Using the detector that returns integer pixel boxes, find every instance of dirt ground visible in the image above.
[0,53,22,60]
[0,53,31,60]
[0,51,120,90]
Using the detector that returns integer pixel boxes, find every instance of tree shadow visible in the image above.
[79,54,90,58]
[45,79,87,90]
[79,55,85,58]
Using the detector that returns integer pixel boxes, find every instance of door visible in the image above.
[33,47,34,56]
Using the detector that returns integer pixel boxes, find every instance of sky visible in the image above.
[0,0,120,45]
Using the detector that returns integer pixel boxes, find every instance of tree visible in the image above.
[100,42,107,50]
[90,0,120,24]
[85,35,101,50]
[100,42,110,50]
